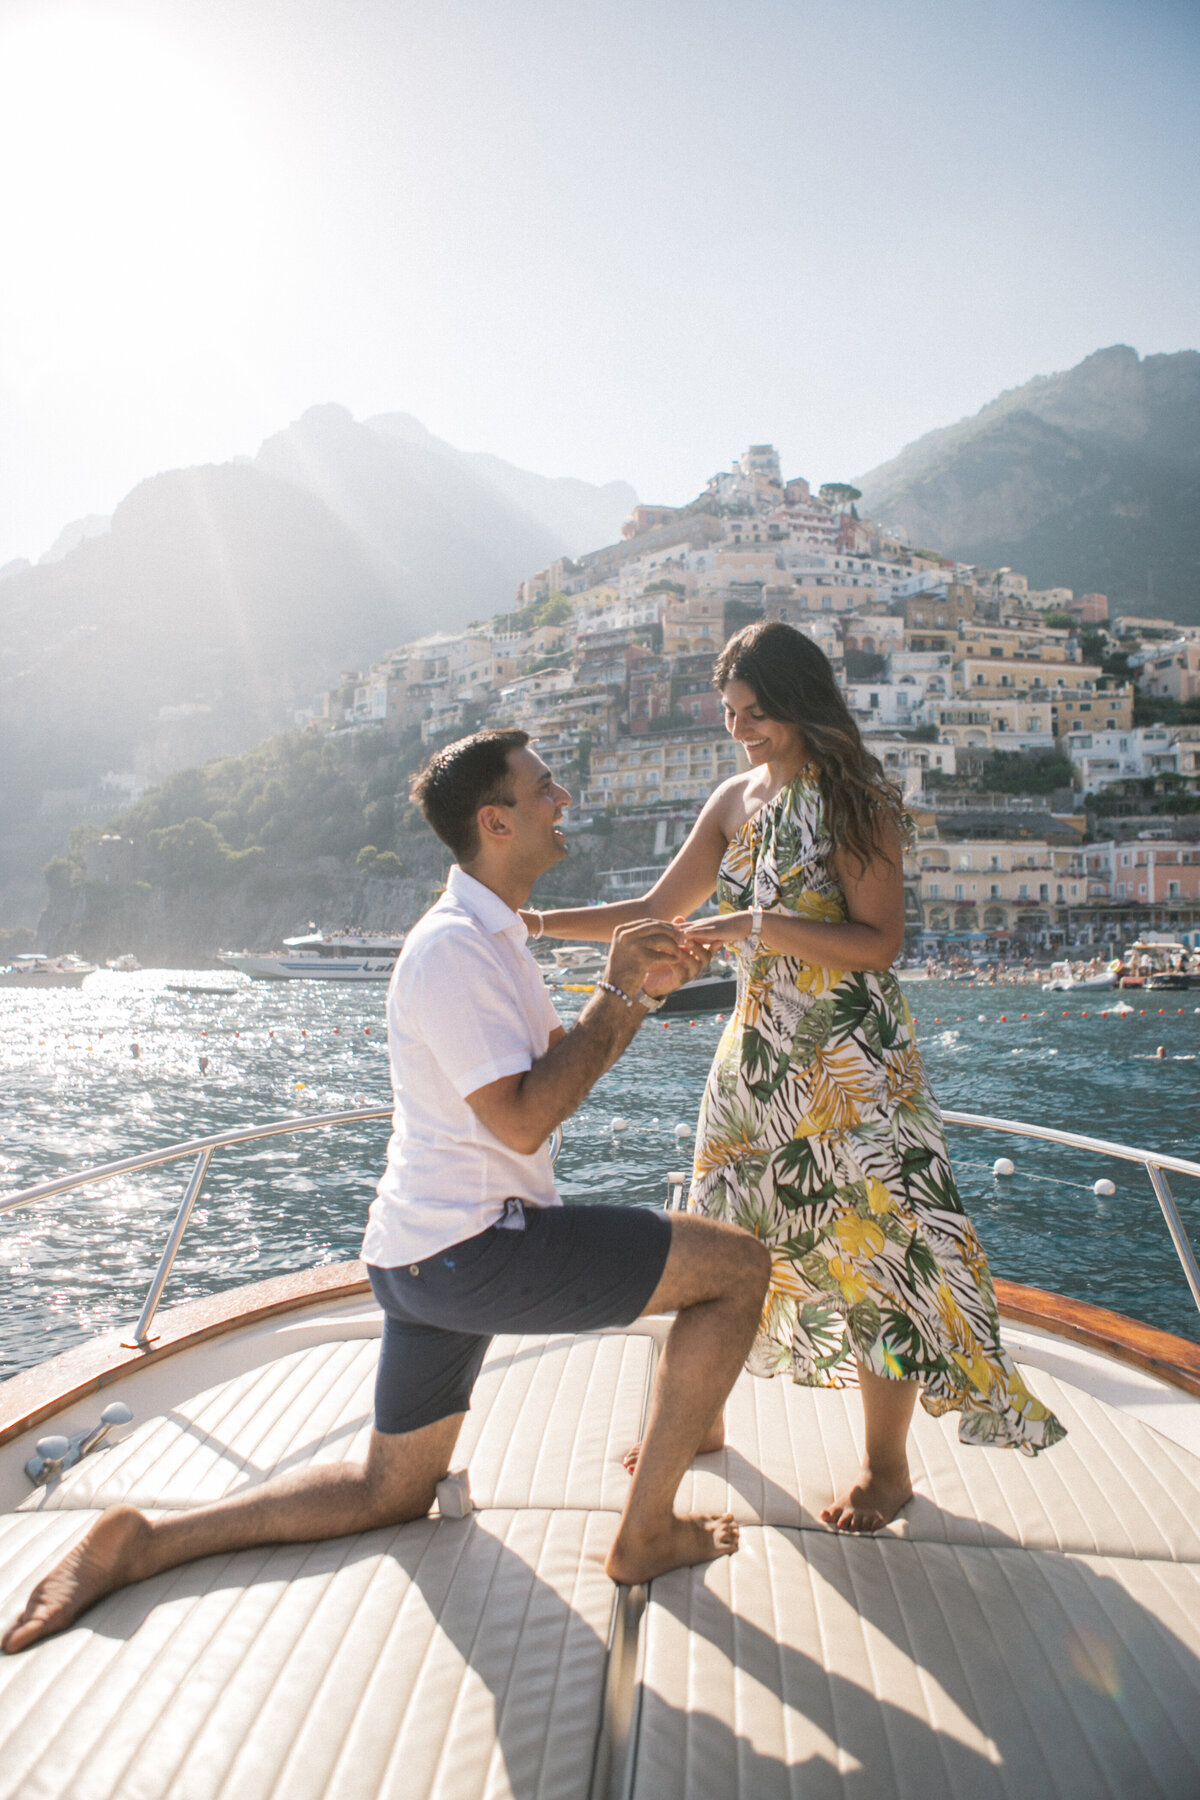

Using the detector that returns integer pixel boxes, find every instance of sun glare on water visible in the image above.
[0,5,284,383]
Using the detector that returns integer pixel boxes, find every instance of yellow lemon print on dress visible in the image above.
[866,1178,893,1214]
[834,1216,886,1259]
[828,1256,869,1304]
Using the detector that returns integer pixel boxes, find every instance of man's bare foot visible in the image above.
[820,1464,912,1534]
[621,1418,725,1476]
[2,1506,155,1653]
[605,1513,738,1585]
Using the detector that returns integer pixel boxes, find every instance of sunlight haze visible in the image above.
[1,0,1196,567]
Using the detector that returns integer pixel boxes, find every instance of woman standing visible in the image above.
[528,620,1064,1531]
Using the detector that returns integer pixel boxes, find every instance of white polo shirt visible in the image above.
[361,865,564,1267]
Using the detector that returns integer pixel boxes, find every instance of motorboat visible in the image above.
[217,928,406,982]
[542,953,738,1013]
[1116,941,1200,992]
[2,1106,1199,1795]
[541,946,608,987]
[658,958,738,1015]
[104,954,141,972]
[0,953,97,989]
[1041,958,1120,993]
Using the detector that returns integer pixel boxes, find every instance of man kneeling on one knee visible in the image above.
[3,729,770,1655]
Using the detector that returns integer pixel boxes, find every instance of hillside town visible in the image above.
[306,444,1200,960]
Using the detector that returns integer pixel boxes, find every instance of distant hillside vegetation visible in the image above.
[104,725,430,872]
[0,406,635,899]
[857,346,1200,623]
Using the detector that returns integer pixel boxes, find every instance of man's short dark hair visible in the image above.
[410,729,530,861]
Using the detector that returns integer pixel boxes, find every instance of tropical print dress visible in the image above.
[690,768,1065,1454]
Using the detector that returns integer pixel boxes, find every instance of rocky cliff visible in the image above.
[857,346,1200,621]
[38,821,665,967]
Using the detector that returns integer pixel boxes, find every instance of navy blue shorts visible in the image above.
[367,1201,672,1435]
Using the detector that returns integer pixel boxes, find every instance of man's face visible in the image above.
[494,746,572,872]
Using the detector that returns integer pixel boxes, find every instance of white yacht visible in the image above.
[1,1108,1199,1796]
[217,928,406,981]
[0,953,97,989]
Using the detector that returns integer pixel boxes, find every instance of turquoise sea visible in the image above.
[1,970,1198,1379]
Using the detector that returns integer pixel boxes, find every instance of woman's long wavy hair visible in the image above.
[713,619,909,872]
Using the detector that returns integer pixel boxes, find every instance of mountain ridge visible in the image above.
[0,408,637,913]
[857,345,1200,618]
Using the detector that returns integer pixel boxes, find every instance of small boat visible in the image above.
[1042,958,1120,992]
[542,946,607,986]
[165,983,242,997]
[105,954,141,973]
[658,960,738,1015]
[2,1110,1200,1796]
[0,953,97,989]
[1117,941,1200,991]
[217,928,406,981]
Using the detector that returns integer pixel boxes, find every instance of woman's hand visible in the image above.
[606,918,708,1000]
[682,912,753,950]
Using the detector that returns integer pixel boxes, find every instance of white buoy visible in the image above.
[993,1157,1015,1177]
[611,1117,628,1133]
[674,1122,692,1139]
[978,1014,987,1023]
[1093,1179,1116,1197]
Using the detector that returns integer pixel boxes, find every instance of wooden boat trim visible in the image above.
[2,1265,1197,1450]
[0,1262,370,1449]
[995,1278,1200,1398]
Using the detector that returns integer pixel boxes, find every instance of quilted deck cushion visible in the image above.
[0,1507,617,1800]
[633,1526,1200,1800]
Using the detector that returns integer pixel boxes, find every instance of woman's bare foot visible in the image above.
[820,1464,912,1534]
[2,1506,155,1653]
[605,1512,738,1584]
[622,1417,725,1475]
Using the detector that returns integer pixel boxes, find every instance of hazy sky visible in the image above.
[1,0,1197,566]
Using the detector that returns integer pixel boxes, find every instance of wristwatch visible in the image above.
[635,987,667,1013]
[745,905,764,954]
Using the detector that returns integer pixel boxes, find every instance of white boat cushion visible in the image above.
[0,1507,617,1800]
[672,1361,1200,1561]
[633,1527,1200,1800]
[20,1330,1200,1563]
[23,1330,653,1518]
[455,1329,653,1511]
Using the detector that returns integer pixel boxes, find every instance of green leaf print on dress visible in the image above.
[688,768,1066,1456]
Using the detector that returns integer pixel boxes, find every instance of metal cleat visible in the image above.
[24,1402,133,1488]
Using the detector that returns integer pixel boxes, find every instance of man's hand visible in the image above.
[681,912,752,951]
[605,918,707,1002]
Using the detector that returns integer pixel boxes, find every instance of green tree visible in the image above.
[148,818,235,885]
[818,483,862,512]
[723,599,764,637]
[43,856,73,893]
[844,650,888,682]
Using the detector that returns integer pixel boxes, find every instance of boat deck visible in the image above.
[2,1298,1200,1799]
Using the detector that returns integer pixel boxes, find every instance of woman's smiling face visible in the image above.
[721,678,807,768]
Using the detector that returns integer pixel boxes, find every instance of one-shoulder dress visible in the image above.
[690,769,1065,1454]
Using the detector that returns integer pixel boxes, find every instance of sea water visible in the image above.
[1,971,1197,1377]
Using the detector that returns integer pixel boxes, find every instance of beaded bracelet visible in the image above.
[594,977,634,1007]
[595,978,665,1014]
